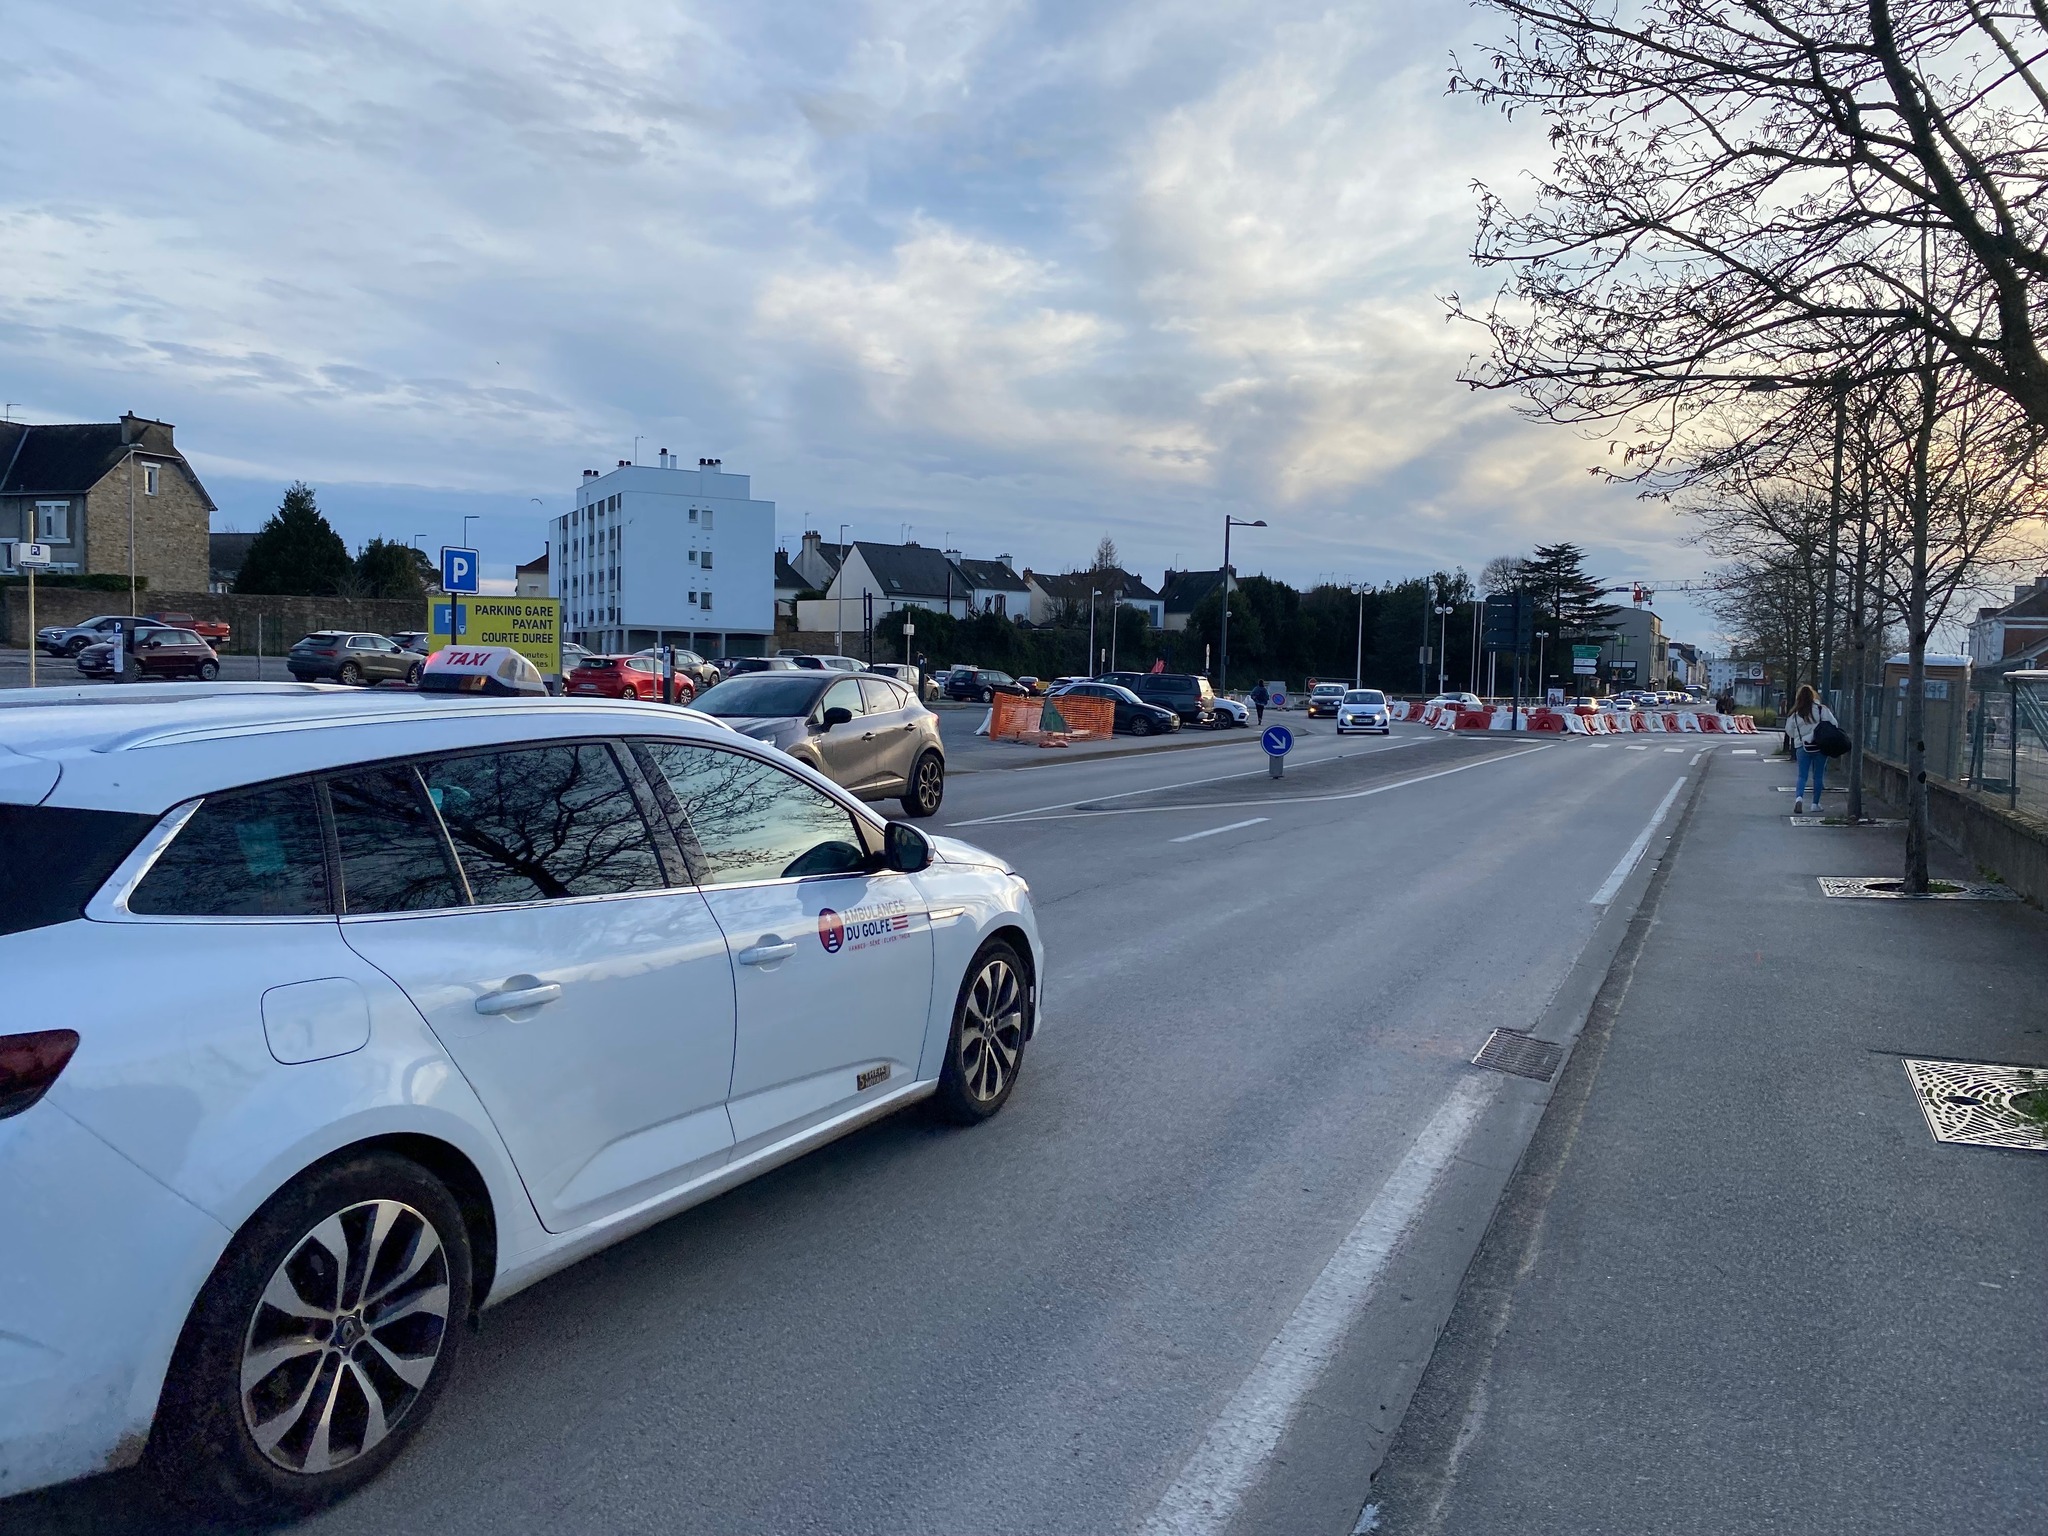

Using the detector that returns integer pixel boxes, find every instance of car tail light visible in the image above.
[0,1030,80,1120]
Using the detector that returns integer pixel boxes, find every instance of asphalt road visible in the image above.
[5,722,1716,1536]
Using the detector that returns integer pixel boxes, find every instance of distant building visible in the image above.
[788,530,848,591]
[1667,640,1707,689]
[773,550,808,622]
[0,413,213,591]
[515,551,549,598]
[1596,607,1667,687]
[951,556,1029,617]
[1967,574,2048,673]
[208,531,257,593]
[819,542,971,624]
[550,452,774,655]
[1159,568,1234,632]
[1025,567,1164,628]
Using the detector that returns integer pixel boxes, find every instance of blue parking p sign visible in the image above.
[440,546,480,594]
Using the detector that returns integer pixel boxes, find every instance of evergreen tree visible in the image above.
[235,483,352,596]
[355,537,427,600]
[1519,542,1619,640]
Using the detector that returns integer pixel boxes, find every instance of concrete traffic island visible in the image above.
[1369,750,2048,1534]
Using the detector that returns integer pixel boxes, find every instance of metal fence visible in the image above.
[1962,673,2048,818]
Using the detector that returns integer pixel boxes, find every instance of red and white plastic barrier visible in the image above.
[1383,701,1756,734]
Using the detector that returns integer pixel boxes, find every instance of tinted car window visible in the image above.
[328,766,467,913]
[637,743,868,885]
[130,781,331,917]
[694,674,829,717]
[0,805,157,936]
[422,744,665,903]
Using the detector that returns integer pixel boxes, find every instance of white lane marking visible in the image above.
[981,745,1555,825]
[1731,748,1757,755]
[946,738,1427,828]
[1590,776,1686,906]
[1689,751,1705,766]
[1625,745,1648,751]
[1663,747,1683,753]
[1170,817,1268,844]
[1138,1074,1497,1536]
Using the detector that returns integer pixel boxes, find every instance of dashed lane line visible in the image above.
[945,737,1430,827]
[969,744,1555,826]
[1170,817,1269,844]
[1590,776,1687,906]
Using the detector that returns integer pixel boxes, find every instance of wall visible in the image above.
[2,586,426,652]
[1863,751,2048,908]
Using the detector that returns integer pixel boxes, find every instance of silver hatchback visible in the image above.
[690,670,948,817]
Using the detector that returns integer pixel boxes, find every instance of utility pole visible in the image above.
[1087,589,1098,678]
[1353,585,1365,688]
[1434,603,1454,692]
[1219,515,1266,692]
[127,445,139,615]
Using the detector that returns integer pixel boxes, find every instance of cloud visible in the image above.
[0,0,1730,643]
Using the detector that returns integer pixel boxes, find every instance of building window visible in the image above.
[699,549,712,570]
[35,501,68,542]
[689,591,698,606]
[689,507,698,523]
[689,550,698,565]
[142,463,160,495]
[700,591,712,612]
[701,508,713,531]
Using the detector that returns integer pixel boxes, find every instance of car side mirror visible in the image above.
[821,706,854,728]
[883,821,933,873]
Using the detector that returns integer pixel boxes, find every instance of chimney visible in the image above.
[583,469,598,479]
[802,531,821,559]
[120,412,166,446]
[998,554,1012,570]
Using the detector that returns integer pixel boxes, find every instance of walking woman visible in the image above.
[1784,684,1838,814]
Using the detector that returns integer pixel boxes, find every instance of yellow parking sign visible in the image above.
[428,596,562,677]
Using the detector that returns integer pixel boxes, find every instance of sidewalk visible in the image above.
[1372,745,2048,1533]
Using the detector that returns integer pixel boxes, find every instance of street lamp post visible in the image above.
[1353,585,1366,688]
[126,445,139,616]
[1434,603,1454,693]
[1087,589,1098,678]
[1219,516,1266,691]
[835,522,849,656]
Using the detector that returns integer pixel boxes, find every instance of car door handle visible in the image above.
[475,982,563,1015]
[738,941,797,966]
[861,730,877,741]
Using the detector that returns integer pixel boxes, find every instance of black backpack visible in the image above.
[1809,717,1851,757]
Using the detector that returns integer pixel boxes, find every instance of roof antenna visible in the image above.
[2,404,17,423]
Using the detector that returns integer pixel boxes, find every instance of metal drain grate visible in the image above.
[1817,876,2021,900]
[1473,1030,1565,1082]
[1903,1059,2048,1152]
[1789,816,1905,827]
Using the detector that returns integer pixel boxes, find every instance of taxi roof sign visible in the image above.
[419,645,547,696]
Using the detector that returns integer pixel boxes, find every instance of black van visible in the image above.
[1101,671,1215,725]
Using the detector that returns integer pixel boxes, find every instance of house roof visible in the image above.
[0,416,215,510]
[516,552,548,576]
[953,557,1028,593]
[209,532,256,583]
[1160,568,1229,613]
[1992,578,2048,620]
[774,551,809,591]
[845,541,971,599]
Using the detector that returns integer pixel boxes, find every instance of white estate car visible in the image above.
[1334,688,1391,734]
[0,684,1041,1518]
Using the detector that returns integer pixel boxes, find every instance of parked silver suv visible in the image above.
[691,670,948,816]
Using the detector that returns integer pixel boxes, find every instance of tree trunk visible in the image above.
[1901,368,1937,895]
[1845,449,1870,823]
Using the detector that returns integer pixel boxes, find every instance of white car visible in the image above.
[1335,688,1392,734]
[0,684,1041,1518]
[1426,692,1484,711]
[1208,696,1251,728]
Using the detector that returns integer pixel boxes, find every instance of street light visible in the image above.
[835,522,849,655]
[1087,588,1098,678]
[1219,516,1266,691]
[1352,583,1367,688]
[1433,603,1455,693]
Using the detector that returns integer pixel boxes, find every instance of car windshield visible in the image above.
[693,674,830,717]
[1344,690,1383,704]
[1313,684,1345,695]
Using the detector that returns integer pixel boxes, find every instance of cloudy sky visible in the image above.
[4,0,1721,639]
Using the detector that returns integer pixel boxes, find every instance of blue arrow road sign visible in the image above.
[1262,725,1293,757]
[440,546,480,594]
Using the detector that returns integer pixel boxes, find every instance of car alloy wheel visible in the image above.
[901,750,945,817]
[198,660,220,681]
[240,1199,451,1476]
[338,661,364,686]
[934,942,1029,1123]
[1131,716,1153,736]
[620,684,639,700]
[406,661,423,687]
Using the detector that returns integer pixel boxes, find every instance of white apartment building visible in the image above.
[553,453,775,656]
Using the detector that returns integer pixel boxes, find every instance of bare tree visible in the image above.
[1451,1,2048,449]
[1091,536,1120,573]
[1481,554,1530,593]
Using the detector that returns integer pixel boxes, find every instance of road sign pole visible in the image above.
[25,567,34,689]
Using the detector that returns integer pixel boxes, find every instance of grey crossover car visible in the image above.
[690,670,947,816]
[287,631,422,686]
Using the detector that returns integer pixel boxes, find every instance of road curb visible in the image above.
[949,727,1259,773]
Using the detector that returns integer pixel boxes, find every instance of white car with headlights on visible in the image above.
[1334,688,1391,734]
[0,683,1041,1519]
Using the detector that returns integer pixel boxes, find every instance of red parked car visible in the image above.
[565,654,693,702]
[146,611,232,645]
[76,626,220,681]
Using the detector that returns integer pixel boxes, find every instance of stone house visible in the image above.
[0,414,213,593]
